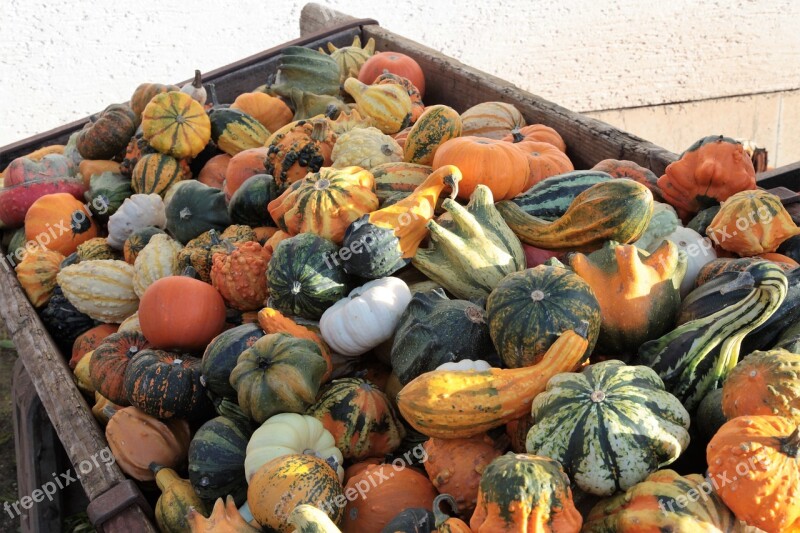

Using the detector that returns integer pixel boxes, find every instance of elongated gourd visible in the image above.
[396,325,589,438]
[636,261,788,412]
[288,504,343,533]
[412,184,525,299]
[497,179,654,251]
[153,464,207,532]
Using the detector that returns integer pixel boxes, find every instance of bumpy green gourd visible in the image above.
[413,185,525,299]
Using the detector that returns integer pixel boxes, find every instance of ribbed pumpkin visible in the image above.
[132,234,182,298]
[722,349,800,423]
[223,147,269,201]
[208,107,271,156]
[230,92,293,132]
[707,416,800,532]
[210,240,270,311]
[257,307,333,383]
[502,124,566,152]
[130,82,180,120]
[248,454,344,533]
[658,135,757,220]
[142,91,211,159]
[706,189,800,256]
[516,140,574,189]
[343,77,412,134]
[131,153,190,197]
[460,101,526,139]
[422,434,502,518]
[432,136,531,200]
[24,193,98,255]
[15,245,64,307]
[403,105,462,165]
[331,127,403,169]
[57,260,139,323]
[592,158,664,201]
[266,233,347,320]
[486,265,600,367]
[268,166,379,244]
[188,415,252,505]
[124,349,210,419]
[107,193,167,249]
[341,464,437,533]
[105,406,191,481]
[265,119,336,187]
[583,469,741,533]
[469,454,582,532]
[70,323,118,369]
[89,331,152,405]
[177,225,256,282]
[123,226,166,264]
[201,323,264,401]
[526,360,691,496]
[76,103,137,160]
[308,378,405,460]
[569,240,686,355]
[229,333,327,423]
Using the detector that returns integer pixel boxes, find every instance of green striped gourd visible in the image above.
[413,184,525,299]
[57,260,139,323]
[208,108,270,156]
[403,105,462,165]
[526,360,691,496]
[636,261,788,413]
[131,153,189,197]
[188,415,252,505]
[507,170,612,221]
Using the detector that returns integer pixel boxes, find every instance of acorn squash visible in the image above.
[165,180,231,244]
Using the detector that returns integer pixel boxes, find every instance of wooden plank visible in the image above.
[300,3,679,176]
[757,161,800,191]
[0,248,156,532]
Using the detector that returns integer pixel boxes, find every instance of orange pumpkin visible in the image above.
[707,416,800,532]
[230,92,293,132]
[432,136,530,200]
[24,193,98,255]
[70,323,119,369]
[197,154,231,189]
[15,245,64,308]
[722,350,800,423]
[756,252,800,266]
[223,147,269,200]
[503,124,566,152]
[138,275,227,352]
[358,51,426,97]
[516,141,574,189]
[257,307,333,382]
[422,434,503,517]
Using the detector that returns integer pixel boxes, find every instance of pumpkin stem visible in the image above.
[181,266,199,279]
[310,119,330,142]
[192,70,203,88]
[510,128,524,143]
[433,494,459,528]
[783,426,800,457]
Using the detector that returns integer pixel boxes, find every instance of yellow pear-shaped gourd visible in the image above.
[153,464,207,533]
[343,77,412,134]
[569,240,686,355]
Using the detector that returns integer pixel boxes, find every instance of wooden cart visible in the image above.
[5,4,785,531]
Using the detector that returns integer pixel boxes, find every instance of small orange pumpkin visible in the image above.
[15,245,64,308]
[358,51,426,97]
[230,92,293,132]
[515,140,574,189]
[24,193,98,256]
[197,154,231,189]
[503,124,566,152]
[722,350,800,423]
[223,147,269,200]
[70,323,119,369]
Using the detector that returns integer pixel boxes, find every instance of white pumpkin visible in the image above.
[245,413,344,483]
[132,234,183,297]
[662,226,717,297]
[107,194,166,249]
[320,277,412,356]
[435,359,493,371]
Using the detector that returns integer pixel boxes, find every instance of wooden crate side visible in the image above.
[757,161,800,191]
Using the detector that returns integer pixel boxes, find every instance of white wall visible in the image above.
[2,0,798,164]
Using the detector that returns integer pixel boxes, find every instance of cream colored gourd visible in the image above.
[180,70,208,105]
[107,194,167,249]
[133,234,183,297]
[245,413,344,483]
[289,504,343,533]
[118,312,142,333]
[331,127,402,169]
[319,277,412,356]
[436,359,492,371]
[343,78,412,135]
[57,260,139,323]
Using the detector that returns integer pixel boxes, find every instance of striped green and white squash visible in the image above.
[132,234,183,298]
[525,359,691,496]
[636,261,788,412]
[509,170,612,220]
[131,153,189,197]
[208,107,270,156]
[413,184,525,299]
[486,264,601,368]
[57,260,139,323]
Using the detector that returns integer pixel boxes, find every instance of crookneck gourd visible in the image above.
[635,260,788,412]
[497,179,654,251]
[568,240,686,355]
[341,165,461,279]
[412,184,525,299]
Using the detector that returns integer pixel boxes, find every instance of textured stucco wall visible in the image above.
[2,0,798,164]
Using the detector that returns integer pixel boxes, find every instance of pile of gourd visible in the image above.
[3,35,800,533]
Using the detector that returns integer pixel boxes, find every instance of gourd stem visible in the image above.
[783,426,800,457]
[310,119,329,142]
[510,128,524,143]
[181,266,199,279]
[209,229,221,246]
[192,70,203,88]
[433,494,459,528]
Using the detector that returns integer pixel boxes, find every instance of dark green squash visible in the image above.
[774,316,800,353]
[227,174,279,227]
[509,170,612,221]
[85,171,133,221]
[39,286,96,353]
[268,46,342,98]
[486,265,601,368]
[340,216,408,279]
[390,289,500,384]
[778,234,800,264]
[686,205,721,235]
[200,323,265,401]
[266,233,347,320]
[207,108,270,156]
[381,508,434,533]
[123,349,212,420]
[188,415,252,506]
[696,388,727,441]
[165,180,231,244]
[636,261,788,412]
